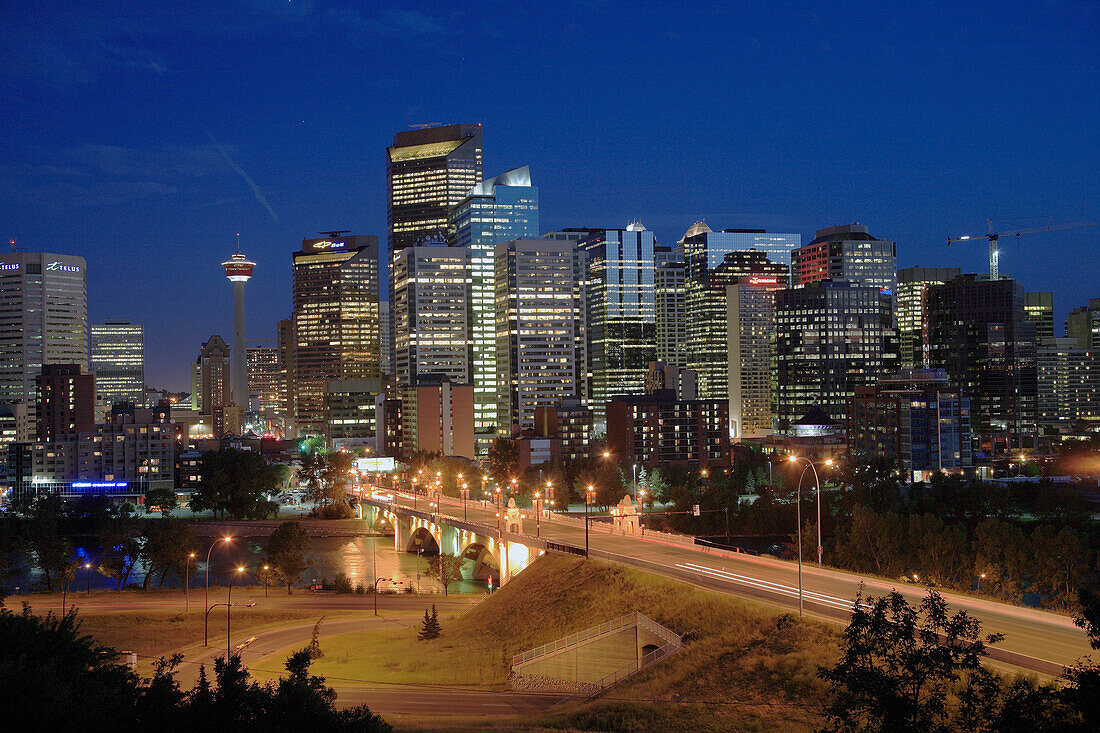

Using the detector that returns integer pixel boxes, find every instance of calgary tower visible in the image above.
[222,240,255,410]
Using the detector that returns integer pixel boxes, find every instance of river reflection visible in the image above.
[10,535,487,595]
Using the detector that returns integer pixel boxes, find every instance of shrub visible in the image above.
[333,572,353,594]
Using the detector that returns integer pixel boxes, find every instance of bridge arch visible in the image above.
[406,525,441,555]
[459,539,500,583]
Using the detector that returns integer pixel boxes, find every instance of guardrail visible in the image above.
[512,612,640,667]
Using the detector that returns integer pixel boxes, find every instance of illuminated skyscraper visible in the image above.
[90,321,145,407]
[896,267,961,368]
[1024,291,1054,343]
[450,166,539,435]
[222,248,255,408]
[496,239,587,433]
[0,251,87,439]
[292,234,380,436]
[654,243,686,367]
[578,223,656,426]
[791,224,896,292]
[392,241,471,450]
[387,124,483,254]
[246,345,284,419]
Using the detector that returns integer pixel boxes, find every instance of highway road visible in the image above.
[383,489,1093,675]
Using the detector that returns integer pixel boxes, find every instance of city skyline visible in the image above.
[1,2,1095,390]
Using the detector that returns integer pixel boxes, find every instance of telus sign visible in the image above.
[46,261,81,273]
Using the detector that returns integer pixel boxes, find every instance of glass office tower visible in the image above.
[91,321,145,407]
[579,224,656,427]
[450,166,539,434]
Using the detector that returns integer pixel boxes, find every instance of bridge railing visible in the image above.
[512,611,640,667]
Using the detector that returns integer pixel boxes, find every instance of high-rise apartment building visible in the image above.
[90,321,145,407]
[292,234,380,435]
[246,346,285,419]
[387,124,483,253]
[1066,298,1100,349]
[1037,338,1100,433]
[496,239,587,433]
[791,224,897,293]
[776,280,898,427]
[896,268,961,368]
[193,335,231,415]
[654,244,686,366]
[683,226,799,401]
[450,166,539,434]
[579,223,656,426]
[36,363,96,441]
[0,252,87,420]
[927,275,1038,451]
[392,242,471,450]
[726,269,789,439]
[276,319,296,424]
[1024,292,1055,343]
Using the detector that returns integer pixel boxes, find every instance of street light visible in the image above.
[788,456,833,570]
[204,537,233,646]
[978,573,986,592]
[185,552,196,611]
[585,484,595,556]
[373,576,389,616]
[227,567,245,658]
[262,564,270,597]
[84,562,92,594]
[534,491,541,537]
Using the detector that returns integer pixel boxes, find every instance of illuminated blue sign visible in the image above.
[71,481,129,489]
[880,288,894,295]
[47,261,81,273]
[0,262,18,271]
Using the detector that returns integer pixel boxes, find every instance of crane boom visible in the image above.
[947,219,1093,280]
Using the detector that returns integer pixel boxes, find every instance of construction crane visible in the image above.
[947,218,1093,280]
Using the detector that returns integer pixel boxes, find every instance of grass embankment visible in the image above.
[256,554,839,732]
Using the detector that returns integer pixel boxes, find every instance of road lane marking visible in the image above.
[675,561,869,611]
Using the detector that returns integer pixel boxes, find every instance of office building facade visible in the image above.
[1024,292,1055,343]
[387,124,483,253]
[247,346,285,420]
[36,363,96,441]
[192,335,231,415]
[726,271,788,439]
[0,252,88,423]
[324,379,382,447]
[579,224,656,425]
[90,321,144,408]
[927,275,1038,451]
[791,223,896,293]
[606,390,731,469]
[450,166,539,434]
[654,244,687,366]
[847,369,972,482]
[392,242,472,450]
[1037,338,1100,433]
[896,268,961,368]
[496,239,587,433]
[776,280,898,427]
[1066,298,1100,349]
[292,235,381,435]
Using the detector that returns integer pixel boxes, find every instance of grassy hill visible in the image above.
[276,554,839,731]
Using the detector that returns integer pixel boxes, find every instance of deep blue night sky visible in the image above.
[1,1,1096,390]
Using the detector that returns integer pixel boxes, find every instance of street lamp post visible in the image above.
[534,492,541,537]
[84,562,92,594]
[788,456,833,569]
[585,485,595,557]
[373,576,389,615]
[227,566,244,658]
[185,552,196,611]
[262,564,270,597]
[203,537,232,646]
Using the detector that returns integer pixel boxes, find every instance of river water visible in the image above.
[8,535,487,595]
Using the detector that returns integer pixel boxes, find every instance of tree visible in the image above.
[298,451,325,504]
[142,519,199,590]
[819,589,1004,732]
[144,486,178,517]
[417,605,441,640]
[266,521,311,594]
[427,553,465,596]
[191,449,280,519]
[320,450,354,507]
[486,438,519,487]
[97,516,142,592]
[22,494,71,592]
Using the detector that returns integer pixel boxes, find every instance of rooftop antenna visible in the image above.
[236,232,240,254]
[8,238,14,253]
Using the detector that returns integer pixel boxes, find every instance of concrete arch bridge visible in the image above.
[361,498,555,586]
